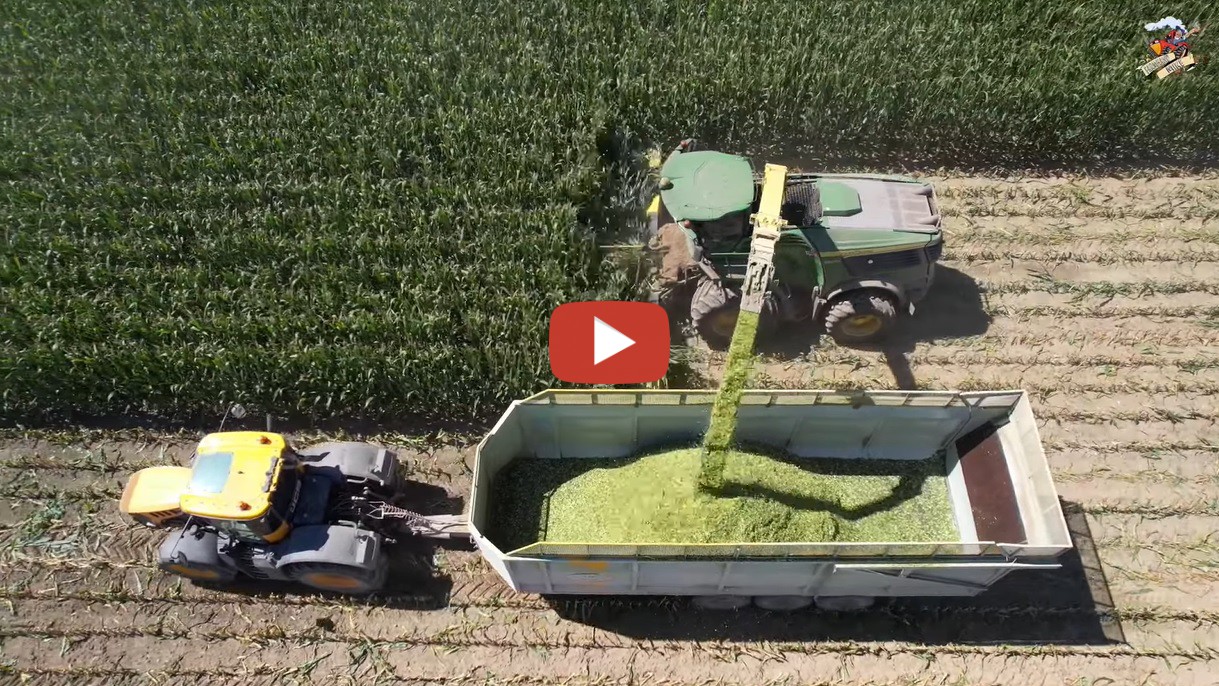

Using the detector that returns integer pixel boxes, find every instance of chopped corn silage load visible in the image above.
[489,445,957,552]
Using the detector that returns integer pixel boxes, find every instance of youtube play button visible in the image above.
[549,302,670,384]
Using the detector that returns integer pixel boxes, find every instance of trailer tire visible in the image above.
[813,595,876,612]
[286,561,386,595]
[690,594,752,611]
[753,595,813,612]
[824,291,898,345]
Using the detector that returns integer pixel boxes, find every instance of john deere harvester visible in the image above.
[120,431,464,594]
[645,139,944,348]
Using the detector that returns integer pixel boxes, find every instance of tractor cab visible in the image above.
[120,431,311,544]
[177,432,303,544]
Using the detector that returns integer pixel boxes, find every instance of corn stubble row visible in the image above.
[3,0,1215,421]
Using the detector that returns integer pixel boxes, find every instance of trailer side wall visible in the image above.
[468,390,1071,598]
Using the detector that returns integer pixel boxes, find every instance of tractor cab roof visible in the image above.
[658,148,756,222]
[179,431,289,521]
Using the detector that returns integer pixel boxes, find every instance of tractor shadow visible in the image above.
[192,483,472,611]
[755,266,992,389]
[546,500,1125,646]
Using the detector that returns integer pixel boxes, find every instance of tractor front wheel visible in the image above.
[287,561,386,595]
[824,292,899,345]
[690,279,740,349]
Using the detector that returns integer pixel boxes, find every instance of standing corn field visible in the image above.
[3,0,1217,422]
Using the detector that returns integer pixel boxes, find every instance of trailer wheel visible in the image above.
[824,291,898,345]
[690,594,752,611]
[287,561,385,595]
[813,595,876,612]
[753,595,813,612]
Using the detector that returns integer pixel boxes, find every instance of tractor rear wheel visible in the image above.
[287,561,386,595]
[824,292,898,345]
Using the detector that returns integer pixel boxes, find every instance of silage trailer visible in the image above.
[122,388,1073,612]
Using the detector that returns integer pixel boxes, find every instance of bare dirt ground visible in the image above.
[2,174,1217,685]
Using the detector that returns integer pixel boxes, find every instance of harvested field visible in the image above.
[2,175,1218,685]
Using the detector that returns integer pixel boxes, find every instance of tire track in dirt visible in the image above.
[984,290,1219,314]
[2,596,1216,657]
[952,259,1219,288]
[795,362,1219,395]
[1,634,1215,685]
[944,216,1219,246]
[934,176,1219,219]
[947,240,1219,264]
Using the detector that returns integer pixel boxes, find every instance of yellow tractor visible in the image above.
[120,431,466,594]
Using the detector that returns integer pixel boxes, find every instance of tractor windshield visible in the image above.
[211,518,265,543]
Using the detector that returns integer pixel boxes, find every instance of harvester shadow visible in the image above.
[547,499,1122,646]
[754,266,992,381]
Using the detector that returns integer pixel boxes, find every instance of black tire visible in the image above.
[690,278,740,349]
[286,560,386,595]
[824,291,898,345]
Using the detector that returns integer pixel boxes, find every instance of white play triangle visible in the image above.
[592,316,635,365]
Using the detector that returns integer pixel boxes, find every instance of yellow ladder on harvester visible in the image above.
[739,163,793,314]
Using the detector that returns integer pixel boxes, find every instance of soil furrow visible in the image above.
[796,362,1219,396]
[948,258,1219,285]
[983,289,1219,313]
[947,242,1219,264]
[1,612,1215,660]
[782,346,1218,370]
[3,636,1215,686]
[942,216,1219,245]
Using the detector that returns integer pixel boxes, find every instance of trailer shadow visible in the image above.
[755,265,992,376]
[546,499,1124,646]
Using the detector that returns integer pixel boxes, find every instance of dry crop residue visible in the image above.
[2,175,1218,685]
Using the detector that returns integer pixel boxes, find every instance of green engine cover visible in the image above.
[658,150,756,222]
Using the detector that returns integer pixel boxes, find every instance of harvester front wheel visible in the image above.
[689,280,778,349]
[287,561,385,595]
[824,292,898,345]
[690,279,739,349]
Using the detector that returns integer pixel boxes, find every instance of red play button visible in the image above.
[548,302,670,384]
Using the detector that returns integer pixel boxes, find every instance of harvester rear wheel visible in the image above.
[287,561,384,595]
[824,291,898,345]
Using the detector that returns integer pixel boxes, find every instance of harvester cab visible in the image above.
[646,138,943,348]
[119,431,467,594]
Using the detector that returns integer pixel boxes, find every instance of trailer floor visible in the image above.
[488,446,957,551]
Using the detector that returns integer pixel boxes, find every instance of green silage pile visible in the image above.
[489,445,957,552]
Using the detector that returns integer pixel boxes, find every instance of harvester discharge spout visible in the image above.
[740,163,792,314]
